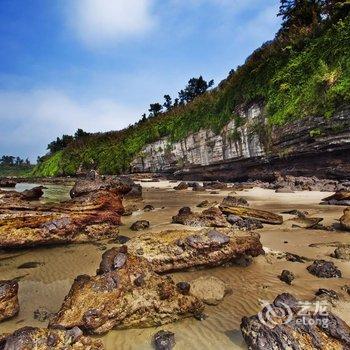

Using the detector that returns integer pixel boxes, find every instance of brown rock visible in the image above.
[0,326,104,349]
[0,178,16,188]
[172,207,229,228]
[279,270,295,285]
[220,206,283,225]
[20,186,44,201]
[50,247,203,333]
[174,182,188,190]
[127,228,264,273]
[332,246,350,261]
[340,208,350,231]
[221,196,249,207]
[0,280,19,322]
[241,293,350,350]
[322,191,350,206]
[307,260,342,278]
[130,220,150,231]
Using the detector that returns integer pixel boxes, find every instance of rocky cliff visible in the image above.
[131,104,350,181]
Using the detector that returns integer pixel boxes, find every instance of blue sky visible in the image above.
[0,0,281,161]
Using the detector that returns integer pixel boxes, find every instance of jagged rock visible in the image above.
[0,189,123,248]
[0,326,104,349]
[315,288,339,300]
[174,182,188,190]
[279,270,295,285]
[0,179,16,188]
[307,260,342,278]
[287,216,323,229]
[340,208,350,231]
[144,204,155,212]
[332,246,350,260]
[20,186,45,201]
[221,196,249,207]
[152,330,175,350]
[0,280,19,322]
[220,206,283,225]
[130,220,150,231]
[321,191,350,206]
[226,215,263,230]
[241,293,350,350]
[127,228,264,273]
[50,247,203,333]
[189,276,231,306]
[172,207,229,228]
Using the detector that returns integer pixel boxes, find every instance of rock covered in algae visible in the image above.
[0,326,104,349]
[50,246,203,334]
[127,228,264,273]
[0,280,19,323]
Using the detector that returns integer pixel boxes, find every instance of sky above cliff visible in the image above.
[0,0,281,161]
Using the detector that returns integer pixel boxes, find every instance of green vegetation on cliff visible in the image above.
[34,2,350,176]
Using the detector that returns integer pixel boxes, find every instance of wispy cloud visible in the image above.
[0,89,142,160]
[66,0,156,48]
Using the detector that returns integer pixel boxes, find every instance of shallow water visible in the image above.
[1,182,350,349]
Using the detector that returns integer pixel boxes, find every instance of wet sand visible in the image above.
[1,181,350,349]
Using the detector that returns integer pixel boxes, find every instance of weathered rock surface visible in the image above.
[241,293,350,350]
[172,207,229,228]
[174,182,188,190]
[50,247,203,333]
[152,330,175,350]
[130,220,150,231]
[0,177,129,248]
[307,260,342,278]
[226,215,263,230]
[0,280,19,323]
[189,276,231,305]
[0,326,104,349]
[221,196,249,207]
[0,179,16,188]
[20,186,44,201]
[332,246,350,261]
[279,270,295,285]
[322,191,350,206]
[127,228,264,273]
[340,208,350,231]
[286,216,323,229]
[220,206,283,225]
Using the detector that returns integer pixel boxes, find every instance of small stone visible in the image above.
[279,270,295,285]
[315,288,338,300]
[113,253,127,269]
[144,204,155,212]
[33,307,53,322]
[194,311,208,321]
[176,282,190,295]
[152,330,175,350]
[130,220,150,231]
[115,235,130,244]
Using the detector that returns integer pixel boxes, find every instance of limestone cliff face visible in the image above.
[131,104,350,181]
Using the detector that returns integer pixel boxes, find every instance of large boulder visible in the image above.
[241,293,350,350]
[0,189,124,248]
[0,327,104,349]
[127,228,264,273]
[0,280,19,322]
[220,206,283,225]
[50,246,203,334]
[340,208,350,231]
[172,207,229,228]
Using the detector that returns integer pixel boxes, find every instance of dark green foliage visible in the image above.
[35,13,350,177]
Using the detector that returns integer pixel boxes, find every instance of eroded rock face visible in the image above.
[127,228,264,273]
[0,280,19,323]
[241,293,350,350]
[0,326,104,349]
[172,207,229,228]
[220,206,283,225]
[50,247,203,334]
[0,184,124,248]
[340,208,350,231]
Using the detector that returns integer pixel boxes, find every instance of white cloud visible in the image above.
[0,89,142,161]
[67,0,156,48]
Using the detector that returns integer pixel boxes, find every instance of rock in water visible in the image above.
[50,246,203,334]
[279,270,295,285]
[172,207,229,228]
[0,326,104,349]
[189,276,231,305]
[0,280,19,322]
[152,330,175,350]
[307,260,342,278]
[220,205,283,225]
[241,293,350,350]
[332,246,350,261]
[130,220,150,231]
[340,208,350,231]
[20,186,44,201]
[127,228,264,273]
[0,189,124,248]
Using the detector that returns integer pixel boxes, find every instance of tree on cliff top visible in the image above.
[178,76,214,104]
